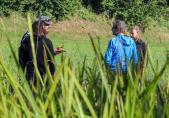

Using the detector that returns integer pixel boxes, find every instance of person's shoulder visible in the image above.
[108,37,117,44]
[44,37,53,46]
[140,39,145,43]
[123,35,135,43]
[123,35,133,40]
[45,37,52,42]
[22,32,30,38]
[140,39,147,48]
[110,37,116,41]
[45,37,51,41]
[21,32,30,44]
[139,39,146,45]
[106,37,116,47]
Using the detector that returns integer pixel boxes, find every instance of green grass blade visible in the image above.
[0,57,31,117]
[109,76,118,118]
[70,67,97,118]
[44,64,63,111]
[89,34,110,100]
[0,87,9,118]
[103,101,109,118]
[74,92,85,118]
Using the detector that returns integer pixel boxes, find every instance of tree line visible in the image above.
[0,0,169,27]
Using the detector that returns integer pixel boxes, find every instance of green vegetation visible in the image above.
[1,0,169,29]
[0,13,169,117]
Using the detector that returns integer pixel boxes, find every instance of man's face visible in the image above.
[130,29,138,39]
[42,23,50,35]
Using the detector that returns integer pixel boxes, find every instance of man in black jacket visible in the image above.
[19,16,64,84]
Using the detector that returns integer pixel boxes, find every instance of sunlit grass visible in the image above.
[0,14,169,117]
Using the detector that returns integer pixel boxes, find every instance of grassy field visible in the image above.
[1,31,169,80]
[0,14,169,117]
[1,26,169,80]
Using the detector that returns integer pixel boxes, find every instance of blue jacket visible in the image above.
[105,34,138,72]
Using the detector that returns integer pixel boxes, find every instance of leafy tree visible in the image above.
[0,0,18,16]
[82,0,103,13]
[51,0,81,20]
[0,0,169,28]
[101,0,167,29]
[0,0,81,19]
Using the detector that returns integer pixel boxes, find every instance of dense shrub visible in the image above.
[0,0,81,20]
[82,0,103,13]
[0,0,169,28]
[0,0,19,16]
[101,0,167,29]
[50,0,81,20]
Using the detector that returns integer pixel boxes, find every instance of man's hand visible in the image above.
[54,47,66,55]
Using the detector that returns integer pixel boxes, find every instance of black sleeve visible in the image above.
[142,41,147,59]
[18,42,27,70]
[45,38,56,75]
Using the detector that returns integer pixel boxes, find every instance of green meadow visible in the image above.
[0,14,169,117]
[1,14,169,79]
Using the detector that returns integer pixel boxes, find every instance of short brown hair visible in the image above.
[32,21,39,33]
[112,20,126,35]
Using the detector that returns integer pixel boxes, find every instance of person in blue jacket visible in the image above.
[105,20,138,74]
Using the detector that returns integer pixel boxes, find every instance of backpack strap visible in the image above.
[21,31,30,44]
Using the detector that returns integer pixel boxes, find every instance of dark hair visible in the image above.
[32,20,43,34]
[112,20,126,35]
[32,21,38,33]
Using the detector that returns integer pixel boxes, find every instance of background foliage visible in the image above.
[0,0,169,22]
[0,0,82,20]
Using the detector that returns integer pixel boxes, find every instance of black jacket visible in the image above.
[19,32,55,80]
[134,39,146,68]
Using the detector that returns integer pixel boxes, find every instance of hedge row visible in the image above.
[0,0,168,27]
